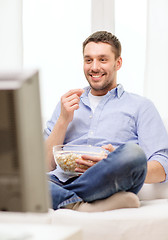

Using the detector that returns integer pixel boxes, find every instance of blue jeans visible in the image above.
[48,143,147,210]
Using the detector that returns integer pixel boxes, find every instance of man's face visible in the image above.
[83,42,122,96]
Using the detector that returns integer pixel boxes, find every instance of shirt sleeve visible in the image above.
[137,99,168,181]
[43,102,61,139]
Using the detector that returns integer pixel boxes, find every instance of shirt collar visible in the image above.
[81,84,124,99]
[112,84,124,98]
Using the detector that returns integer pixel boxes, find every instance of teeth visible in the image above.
[92,75,101,78]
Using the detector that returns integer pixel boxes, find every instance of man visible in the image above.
[44,31,168,211]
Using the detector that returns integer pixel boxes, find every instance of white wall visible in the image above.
[114,0,147,96]
[0,0,22,70]
[91,0,115,33]
[22,0,91,125]
[144,0,168,122]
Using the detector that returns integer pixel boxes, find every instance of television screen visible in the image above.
[0,70,51,212]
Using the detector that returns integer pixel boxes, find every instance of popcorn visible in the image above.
[54,152,89,172]
[53,145,108,174]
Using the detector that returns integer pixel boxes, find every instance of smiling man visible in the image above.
[44,31,168,211]
[83,40,122,95]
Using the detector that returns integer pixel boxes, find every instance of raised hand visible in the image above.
[59,89,84,123]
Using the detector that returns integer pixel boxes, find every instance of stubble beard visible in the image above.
[87,75,114,94]
[89,81,113,92]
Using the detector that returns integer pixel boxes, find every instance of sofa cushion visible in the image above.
[138,181,168,200]
[52,199,168,240]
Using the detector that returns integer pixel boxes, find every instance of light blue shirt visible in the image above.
[44,84,168,181]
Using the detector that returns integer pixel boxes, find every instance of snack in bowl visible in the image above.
[53,145,108,174]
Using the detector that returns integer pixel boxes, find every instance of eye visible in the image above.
[85,58,92,63]
[100,58,107,62]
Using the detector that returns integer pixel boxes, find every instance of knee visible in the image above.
[121,142,147,168]
[106,143,147,169]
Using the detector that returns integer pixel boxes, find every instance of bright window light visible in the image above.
[23,0,91,124]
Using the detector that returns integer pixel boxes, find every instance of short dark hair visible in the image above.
[83,31,121,59]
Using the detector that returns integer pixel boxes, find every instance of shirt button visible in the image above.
[90,131,94,135]
[89,115,92,119]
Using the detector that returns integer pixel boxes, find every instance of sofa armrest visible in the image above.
[138,181,168,200]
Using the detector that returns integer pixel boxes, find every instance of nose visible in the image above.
[90,59,100,72]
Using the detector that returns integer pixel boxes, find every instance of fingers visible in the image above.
[75,158,93,174]
[76,157,94,167]
[62,95,80,111]
[102,144,115,152]
[60,89,84,122]
[74,155,104,173]
[64,89,84,98]
[63,91,81,106]
[75,153,107,173]
[61,89,84,109]
[80,155,104,163]
[75,167,86,174]
[75,156,95,174]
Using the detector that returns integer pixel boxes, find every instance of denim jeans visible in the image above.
[48,143,147,210]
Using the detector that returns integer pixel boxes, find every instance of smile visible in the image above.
[92,75,102,78]
[89,73,105,79]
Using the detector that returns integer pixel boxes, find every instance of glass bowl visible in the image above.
[53,144,107,174]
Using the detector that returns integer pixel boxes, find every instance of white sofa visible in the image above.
[0,183,168,240]
[51,183,168,240]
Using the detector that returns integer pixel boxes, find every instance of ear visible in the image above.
[116,56,122,70]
